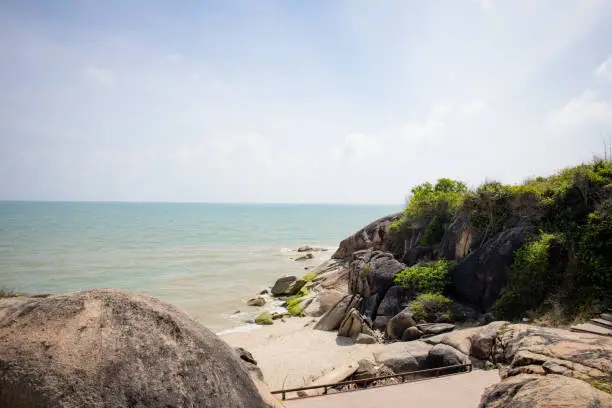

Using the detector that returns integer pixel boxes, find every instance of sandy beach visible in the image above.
[221,316,386,390]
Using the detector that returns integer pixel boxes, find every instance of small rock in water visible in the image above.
[259,289,269,295]
[247,297,266,307]
[294,253,314,261]
[233,310,241,314]
[297,245,329,252]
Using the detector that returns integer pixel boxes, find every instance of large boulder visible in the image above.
[332,212,402,259]
[452,227,531,309]
[314,294,361,331]
[427,344,469,368]
[386,307,417,340]
[338,308,373,339]
[470,321,510,360]
[0,289,269,408]
[478,374,612,408]
[348,250,405,299]
[374,341,432,373]
[424,326,482,355]
[376,285,410,318]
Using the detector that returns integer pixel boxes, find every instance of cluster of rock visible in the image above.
[248,256,351,325]
[0,289,277,408]
[332,213,532,313]
[303,319,612,406]
[300,213,612,406]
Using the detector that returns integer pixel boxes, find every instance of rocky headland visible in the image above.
[2,162,612,407]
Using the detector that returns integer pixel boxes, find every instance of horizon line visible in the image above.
[0,199,403,206]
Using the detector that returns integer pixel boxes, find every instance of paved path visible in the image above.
[284,370,499,408]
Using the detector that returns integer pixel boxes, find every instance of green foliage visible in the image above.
[361,264,372,277]
[391,159,612,320]
[390,178,468,249]
[404,178,467,220]
[394,260,456,295]
[409,293,453,322]
[494,233,565,319]
[574,201,612,304]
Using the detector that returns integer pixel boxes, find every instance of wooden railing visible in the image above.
[271,363,472,401]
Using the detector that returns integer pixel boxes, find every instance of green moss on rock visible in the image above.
[254,312,273,325]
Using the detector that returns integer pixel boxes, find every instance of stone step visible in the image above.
[600,313,612,323]
[570,323,612,337]
[591,318,612,329]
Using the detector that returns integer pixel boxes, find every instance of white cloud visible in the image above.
[84,65,115,86]
[548,90,612,132]
[595,56,612,80]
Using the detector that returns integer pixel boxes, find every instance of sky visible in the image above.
[1,0,612,204]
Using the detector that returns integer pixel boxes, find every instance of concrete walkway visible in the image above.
[284,370,499,408]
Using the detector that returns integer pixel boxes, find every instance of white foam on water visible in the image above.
[216,323,262,336]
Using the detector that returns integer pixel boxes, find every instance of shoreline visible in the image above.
[219,247,362,390]
[221,316,386,390]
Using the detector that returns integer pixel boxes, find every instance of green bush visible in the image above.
[394,260,456,295]
[574,201,612,305]
[409,293,453,322]
[494,233,564,319]
[390,178,468,249]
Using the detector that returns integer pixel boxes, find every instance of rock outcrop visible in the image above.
[492,324,612,385]
[478,374,612,408]
[332,212,402,259]
[338,308,373,339]
[452,227,531,309]
[386,307,416,339]
[0,289,269,408]
[349,250,406,298]
[374,341,433,373]
[314,294,361,331]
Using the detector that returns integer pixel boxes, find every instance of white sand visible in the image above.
[221,317,386,390]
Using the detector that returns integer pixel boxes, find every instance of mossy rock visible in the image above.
[255,312,273,325]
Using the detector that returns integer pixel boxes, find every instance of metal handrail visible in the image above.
[271,363,472,401]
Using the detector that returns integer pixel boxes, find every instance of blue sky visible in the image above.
[1,0,612,204]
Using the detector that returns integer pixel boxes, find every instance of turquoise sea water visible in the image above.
[0,202,400,331]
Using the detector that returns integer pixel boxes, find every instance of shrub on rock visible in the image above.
[409,293,453,323]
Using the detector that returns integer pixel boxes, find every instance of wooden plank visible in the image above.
[571,323,612,336]
[591,318,612,329]
[600,313,612,323]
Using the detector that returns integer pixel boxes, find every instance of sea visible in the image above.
[0,202,400,333]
